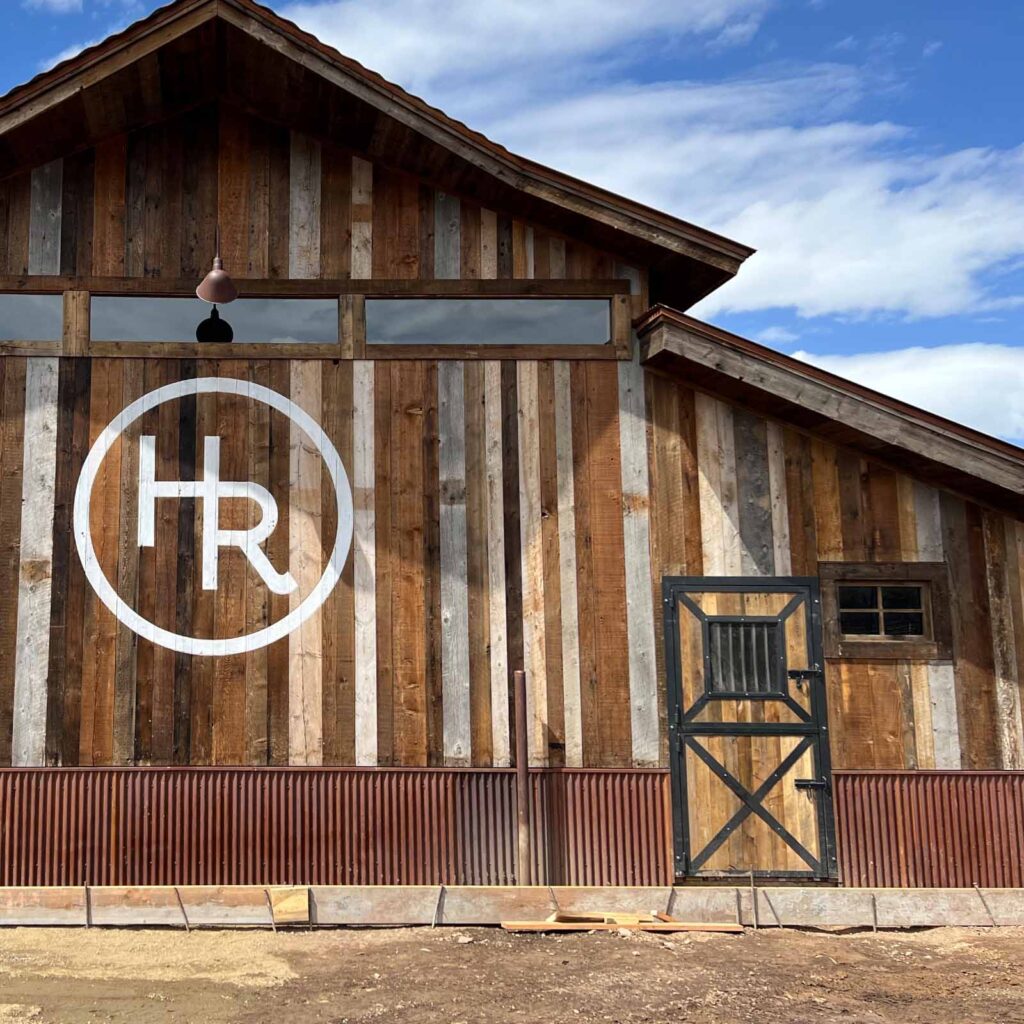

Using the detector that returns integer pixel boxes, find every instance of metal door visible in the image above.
[663,577,837,880]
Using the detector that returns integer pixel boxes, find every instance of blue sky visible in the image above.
[5,0,1024,440]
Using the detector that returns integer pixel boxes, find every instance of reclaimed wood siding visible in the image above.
[0,367,1021,770]
[646,374,1024,772]
[0,104,621,284]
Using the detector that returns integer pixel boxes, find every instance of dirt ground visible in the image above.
[0,925,1022,1024]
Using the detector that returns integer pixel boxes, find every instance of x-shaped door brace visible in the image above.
[685,734,822,874]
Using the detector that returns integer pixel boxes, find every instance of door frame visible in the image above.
[663,575,839,881]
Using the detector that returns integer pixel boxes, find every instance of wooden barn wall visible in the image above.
[0,104,1020,775]
[645,373,1024,774]
[0,103,622,282]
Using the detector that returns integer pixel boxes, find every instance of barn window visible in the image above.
[90,296,339,344]
[707,619,782,695]
[0,293,63,341]
[365,298,611,347]
[819,562,952,660]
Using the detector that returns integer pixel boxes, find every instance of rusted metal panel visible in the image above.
[835,771,1024,888]
[0,768,672,887]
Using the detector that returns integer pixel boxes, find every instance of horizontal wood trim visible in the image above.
[0,277,631,297]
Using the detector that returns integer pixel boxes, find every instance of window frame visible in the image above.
[819,561,953,661]
[0,277,633,361]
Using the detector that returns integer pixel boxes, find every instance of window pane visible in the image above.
[883,612,925,636]
[366,298,610,346]
[0,293,63,340]
[882,586,922,609]
[840,611,880,635]
[91,297,338,343]
[838,585,876,609]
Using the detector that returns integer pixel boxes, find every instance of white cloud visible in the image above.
[282,1,1024,325]
[23,0,82,11]
[754,326,799,345]
[793,343,1024,442]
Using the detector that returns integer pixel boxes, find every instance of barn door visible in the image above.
[664,577,838,880]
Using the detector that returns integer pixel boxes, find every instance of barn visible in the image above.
[0,0,1022,928]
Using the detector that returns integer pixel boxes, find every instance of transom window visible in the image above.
[838,584,925,638]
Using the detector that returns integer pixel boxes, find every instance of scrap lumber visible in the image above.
[501,911,743,934]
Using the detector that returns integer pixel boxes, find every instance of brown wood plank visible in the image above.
[583,362,631,766]
[244,359,272,764]
[92,136,127,277]
[266,360,291,764]
[0,359,26,764]
[212,362,248,765]
[500,360,524,719]
[80,359,124,765]
[172,359,197,763]
[217,112,250,281]
[60,149,95,276]
[537,360,565,764]
[374,362,394,765]
[5,173,30,277]
[321,359,356,764]
[941,493,1000,768]
[463,361,491,765]
[864,463,902,562]
[782,428,817,576]
[422,361,442,765]
[180,107,218,280]
[320,143,352,280]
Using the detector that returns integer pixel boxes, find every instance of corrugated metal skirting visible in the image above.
[0,768,673,888]
[835,771,1024,887]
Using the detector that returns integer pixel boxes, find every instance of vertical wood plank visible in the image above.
[517,361,547,764]
[353,360,377,766]
[59,149,94,276]
[765,421,792,575]
[288,360,324,765]
[92,136,126,276]
[112,360,143,764]
[0,359,26,765]
[484,361,510,765]
[319,144,352,280]
[810,438,843,561]
[464,362,492,765]
[373,363,394,764]
[289,133,322,280]
[28,160,62,276]
[733,408,774,576]
[983,510,1024,769]
[617,356,659,766]
[479,209,498,280]
[11,358,58,765]
[553,361,582,767]
[351,156,373,279]
[914,481,944,561]
[434,192,461,280]
[439,361,471,764]
[928,661,962,769]
[909,662,935,769]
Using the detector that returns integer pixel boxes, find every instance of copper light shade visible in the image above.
[196,254,238,305]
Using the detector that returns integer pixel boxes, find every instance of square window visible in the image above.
[820,562,951,660]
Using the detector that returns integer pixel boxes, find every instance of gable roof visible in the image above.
[0,0,753,309]
[637,306,1024,517]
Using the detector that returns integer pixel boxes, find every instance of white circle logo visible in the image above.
[73,377,353,657]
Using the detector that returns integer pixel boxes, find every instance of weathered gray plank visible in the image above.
[733,408,774,576]
[289,133,322,279]
[353,360,377,765]
[617,355,659,766]
[439,360,471,765]
[553,361,582,767]
[434,192,461,280]
[28,160,63,276]
[483,361,510,764]
[11,357,59,766]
